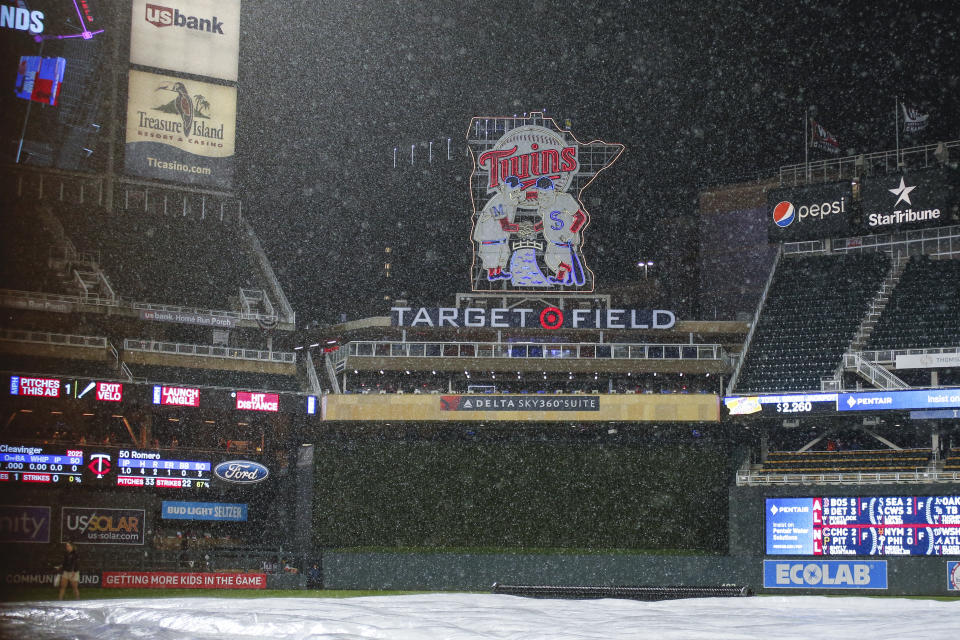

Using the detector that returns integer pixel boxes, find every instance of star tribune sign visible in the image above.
[467,113,623,292]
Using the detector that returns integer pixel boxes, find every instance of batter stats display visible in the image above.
[766,496,960,556]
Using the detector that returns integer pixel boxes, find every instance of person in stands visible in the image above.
[58,541,80,600]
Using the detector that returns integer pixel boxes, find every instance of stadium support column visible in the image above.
[105,7,122,212]
[293,437,315,579]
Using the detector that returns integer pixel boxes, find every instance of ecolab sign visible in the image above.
[235,392,279,412]
[763,560,887,589]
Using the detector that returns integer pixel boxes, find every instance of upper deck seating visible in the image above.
[867,255,960,351]
[760,448,932,474]
[59,204,262,310]
[735,253,890,393]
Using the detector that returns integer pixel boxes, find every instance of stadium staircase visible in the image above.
[848,255,909,351]
[322,352,341,394]
[865,255,960,351]
[732,252,890,393]
[38,205,117,305]
[302,350,325,395]
[726,246,782,394]
[239,216,295,326]
[823,256,911,390]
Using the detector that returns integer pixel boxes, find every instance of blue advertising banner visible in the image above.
[838,389,960,412]
[161,501,247,522]
[0,505,50,543]
[911,409,960,420]
[763,560,887,589]
[765,498,814,555]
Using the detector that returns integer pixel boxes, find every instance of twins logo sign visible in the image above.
[467,113,623,292]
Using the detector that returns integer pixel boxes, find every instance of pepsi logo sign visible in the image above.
[213,460,269,484]
[771,197,846,229]
[772,201,795,227]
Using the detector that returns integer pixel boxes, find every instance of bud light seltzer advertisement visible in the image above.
[767,181,853,242]
[124,70,236,189]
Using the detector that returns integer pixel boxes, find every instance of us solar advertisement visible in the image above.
[767,181,853,242]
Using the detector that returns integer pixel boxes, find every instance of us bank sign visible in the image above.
[467,112,624,292]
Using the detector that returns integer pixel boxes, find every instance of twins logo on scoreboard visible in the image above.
[467,113,623,292]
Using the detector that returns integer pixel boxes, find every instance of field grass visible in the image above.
[329,546,718,556]
[4,587,957,603]
[0,587,427,603]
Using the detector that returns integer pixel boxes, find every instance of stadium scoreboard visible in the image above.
[726,389,960,417]
[767,496,960,556]
[0,446,84,484]
[0,444,215,490]
[116,451,211,489]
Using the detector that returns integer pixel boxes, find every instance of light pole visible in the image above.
[637,260,654,278]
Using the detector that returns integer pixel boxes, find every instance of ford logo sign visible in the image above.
[213,460,269,484]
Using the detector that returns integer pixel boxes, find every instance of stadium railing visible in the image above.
[759,448,931,472]
[0,289,288,330]
[123,339,295,364]
[131,301,280,327]
[785,224,960,259]
[1,329,109,350]
[344,341,726,361]
[736,469,960,486]
[778,139,958,186]
[0,288,117,310]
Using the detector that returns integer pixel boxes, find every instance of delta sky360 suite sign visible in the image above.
[467,113,624,292]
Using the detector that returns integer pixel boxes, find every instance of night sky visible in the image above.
[34,2,960,326]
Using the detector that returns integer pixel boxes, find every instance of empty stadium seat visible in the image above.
[867,256,960,351]
[760,448,932,474]
[735,253,890,393]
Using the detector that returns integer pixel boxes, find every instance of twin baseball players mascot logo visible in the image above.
[468,113,623,291]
